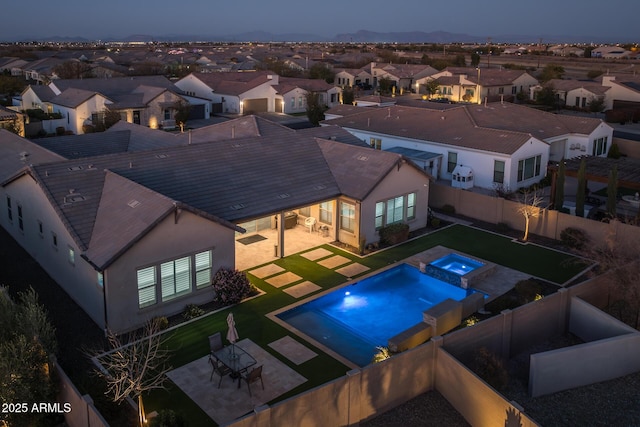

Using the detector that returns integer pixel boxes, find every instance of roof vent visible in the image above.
[64,190,86,204]
[127,199,141,208]
[19,151,29,161]
[155,153,169,159]
[277,193,290,199]
[230,203,246,210]
[313,184,326,191]
[357,155,369,161]
[68,165,83,171]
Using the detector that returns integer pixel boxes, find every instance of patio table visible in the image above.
[213,344,257,387]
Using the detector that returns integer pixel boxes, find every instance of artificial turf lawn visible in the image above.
[144,224,590,426]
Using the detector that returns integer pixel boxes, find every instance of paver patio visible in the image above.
[248,263,285,279]
[268,336,318,365]
[300,247,333,261]
[335,262,370,277]
[167,339,307,425]
[265,271,302,288]
[282,281,322,298]
[317,254,351,269]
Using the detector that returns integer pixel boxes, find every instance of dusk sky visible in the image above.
[4,0,638,42]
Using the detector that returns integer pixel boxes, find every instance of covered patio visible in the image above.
[235,214,335,271]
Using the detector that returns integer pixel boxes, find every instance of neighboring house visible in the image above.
[371,62,438,93]
[0,105,25,136]
[416,67,539,104]
[20,76,206,134]
[0,57,29,76]
[275,77,341,114]
[548,45,585,57]
[176,71,341,115]
[323,103,613,190]
[591,46,633,59]
[334,68,373,88]
[599,74,640,111]
[532,79,609,109]
[19,56,67,83]
[176,71,279,114]
[0,117,431,333]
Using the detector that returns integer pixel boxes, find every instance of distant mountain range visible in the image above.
[5,30,629,44]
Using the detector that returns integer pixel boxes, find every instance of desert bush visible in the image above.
[378,222,410,245]
[154,316,169,330]
[212,268,252,305]
[473,347,508,391]
[430,217,441,227]
[607,143,621,159]
[560,227,589,250]
[182,303,204,320]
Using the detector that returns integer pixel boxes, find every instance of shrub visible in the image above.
[607,143,621,159]
[473,347,508,391]
[150,409,187,427]
[441,204,455,214]
[55,126,65,136]
[182,303,204,320]
[430,217,441,228]
[371,346,392,363]
[560,227,589,250]
[154,316,169,330]
[378,222,410,245]
[212,268,252,305]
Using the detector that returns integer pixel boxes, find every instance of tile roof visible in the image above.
[0,129,64,183]
[51,88,105,108]
[275,77,334,94]
[189,71,275,96]
[30,131,132,159]
[544,79,610,96]
[323,104,532,155]
[465,102,603,138]
[318,139,420,200]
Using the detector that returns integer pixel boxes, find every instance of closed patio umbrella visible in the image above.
[226,312,239,355]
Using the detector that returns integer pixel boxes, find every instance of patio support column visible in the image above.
[277,211,285,258]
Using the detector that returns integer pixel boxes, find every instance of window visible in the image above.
[340,201,355,232]
[370,138,381,150]
[375,192,417,228]
[97,272,104,287]
[164,109,171,120]
[51,232,58,249]
[319,202,332,225]
[375,202,384,229]
[161,256,191,301]
[195,250,212,288]
[37,220,43,238]
[517,155,542,182]
[498,87,504,94]
[511,86,517,95]
[68,246,75,266]
[17,204,23,231]
[447,152,458,173]
[137,266,156,308]
[386,196,404,224]
[592,137,608,156]
[331,93,336,103]
[290,98,295,109]
[298,96,303,108]
[406,193,416,220]
[6,196,12,222]
[493,160,505,184]
[575,97,580,107]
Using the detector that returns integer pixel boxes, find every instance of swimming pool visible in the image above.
[276,263,477,366]
[430,253,484,276]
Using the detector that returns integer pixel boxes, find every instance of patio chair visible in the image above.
[209,332,223,353]
[209,355,231,388]
[241,365,264,396]
[304,217,316,233]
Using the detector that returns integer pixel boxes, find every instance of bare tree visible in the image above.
[92,318,172,426]
[516,190,544,241]
[173,100,191,133]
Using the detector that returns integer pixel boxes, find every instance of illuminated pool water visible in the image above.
[430,253,484,276]
[277,263,478,366]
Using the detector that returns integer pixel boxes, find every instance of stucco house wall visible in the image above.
[1,175,106,328]
[104,211,235,333]
[601,76,640,110]
[359,163,430,246]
